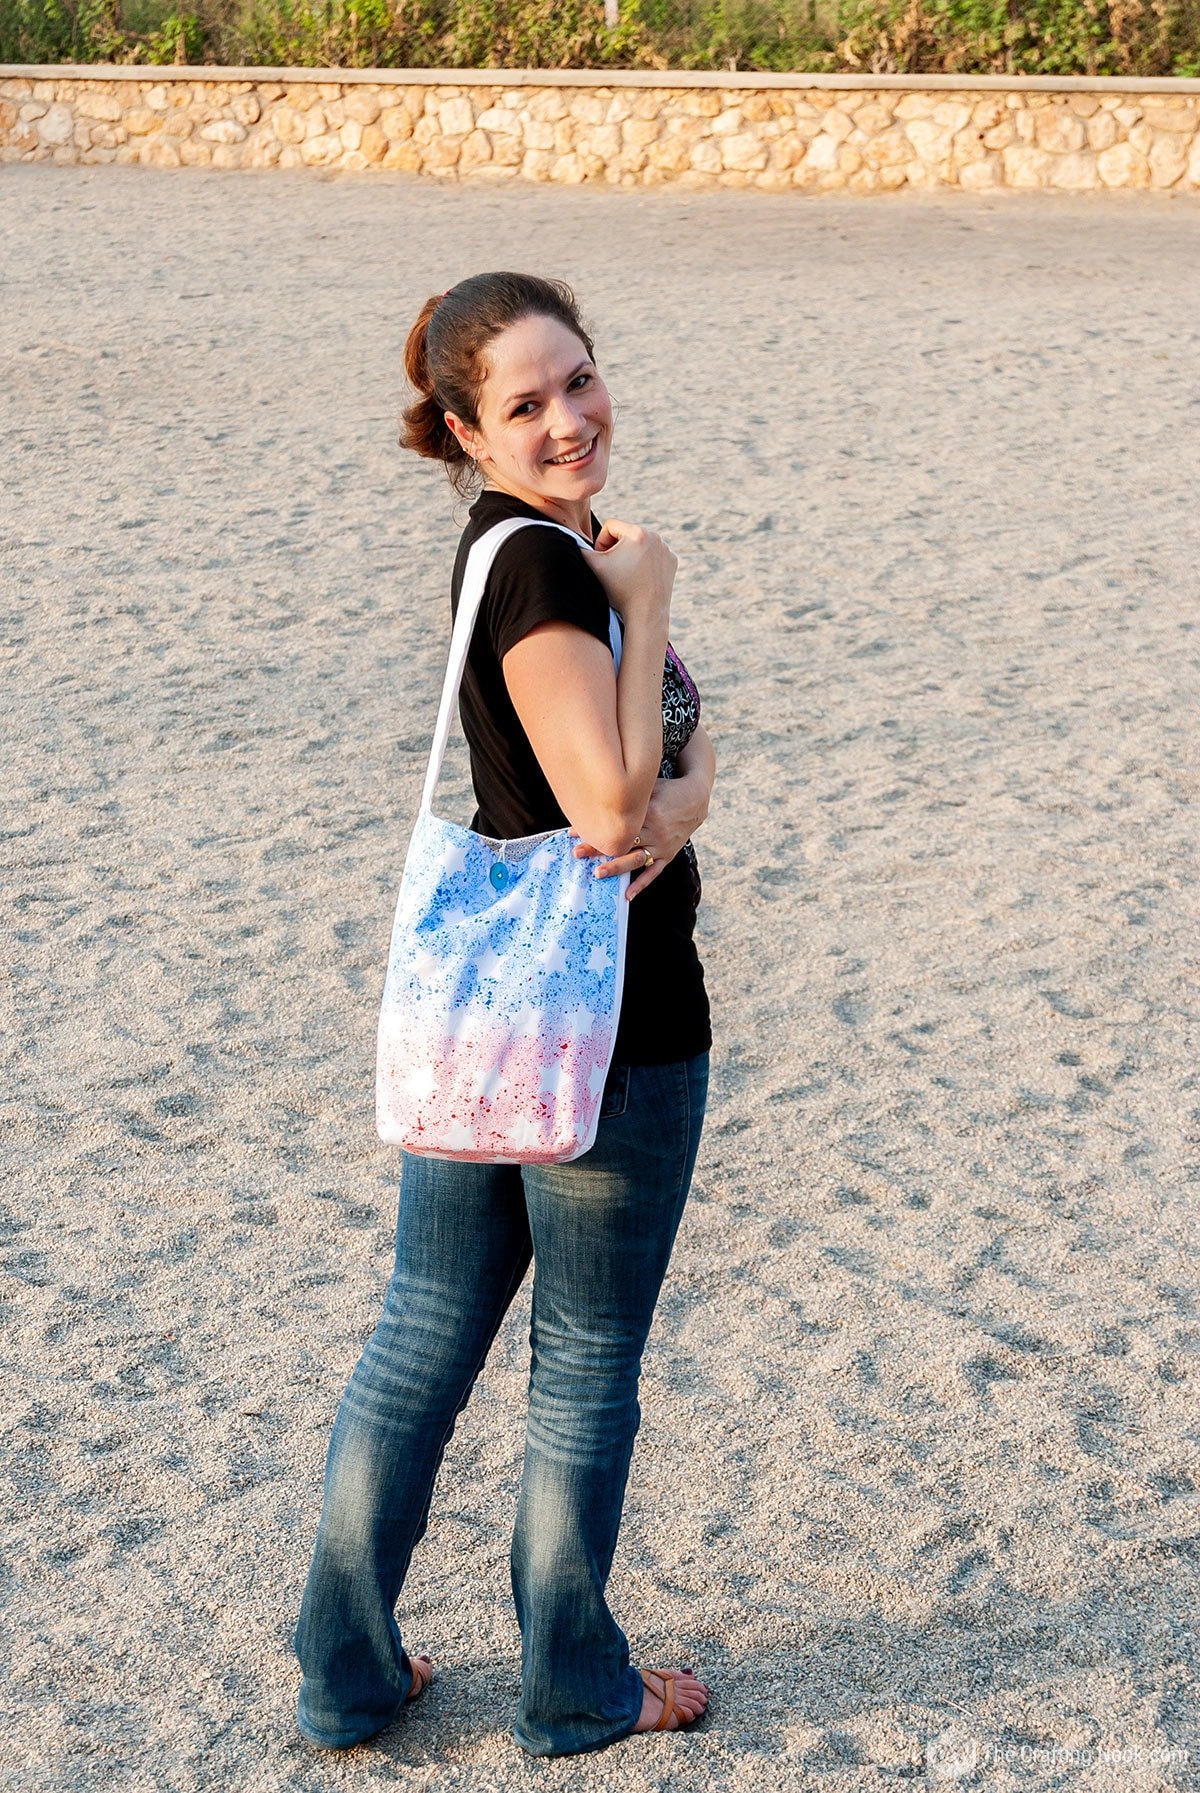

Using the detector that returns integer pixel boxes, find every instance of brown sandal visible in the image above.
[639,1668,701,1731]
[405,1653,434,1703]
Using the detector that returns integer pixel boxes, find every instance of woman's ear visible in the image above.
[444,410,475,459]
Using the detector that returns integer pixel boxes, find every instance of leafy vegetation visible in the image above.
[1,0,1197,74]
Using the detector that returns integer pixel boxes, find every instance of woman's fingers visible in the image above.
[569,830,667,899]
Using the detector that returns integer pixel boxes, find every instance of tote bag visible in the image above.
[375,515,631,1165]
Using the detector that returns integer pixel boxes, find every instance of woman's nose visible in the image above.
[547,392,587,436]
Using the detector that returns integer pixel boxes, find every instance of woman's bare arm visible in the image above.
[501,606,669,858]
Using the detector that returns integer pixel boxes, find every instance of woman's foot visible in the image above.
[631,1665,710,1733]
[405,1653,434,1703]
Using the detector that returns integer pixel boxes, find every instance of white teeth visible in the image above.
[548,435,596,466]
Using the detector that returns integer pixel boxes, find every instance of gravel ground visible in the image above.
[2,167,1198,1793]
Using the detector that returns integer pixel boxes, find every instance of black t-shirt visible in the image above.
[450,487,712,1067]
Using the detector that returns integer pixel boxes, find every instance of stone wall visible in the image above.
[2,66,1200,191]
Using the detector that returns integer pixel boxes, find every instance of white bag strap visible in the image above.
[420,516,624,814]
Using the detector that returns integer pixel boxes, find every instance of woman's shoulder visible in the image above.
[458,491,609,659]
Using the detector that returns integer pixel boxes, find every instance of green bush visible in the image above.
[0,0,1197,71]
[835,0,1200,77]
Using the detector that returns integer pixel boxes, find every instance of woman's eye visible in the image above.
[512,373,593,419]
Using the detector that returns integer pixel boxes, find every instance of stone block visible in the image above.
[211,143,244,169]
[720,130,768,172]
[710,108,743,137]
[1149,136,1188,186]
[648,135,692,174]
[459,128,491,173]
[179,140,211,165]
[550,151,589,183]
[340,119,362,151]
[851,102,891,137]
[35,104,73,146]
[491,133,523,167]
[200,119,247,144]
[124,110,161,137]
[972,96,1006,130]
[862,130,911,170]
[1034,109,1084,153]
[1086,112,1117,151]
[76,92,122,121]
[933,100,972,131]
[1068,93,1100,118]
[299,131,341,165]
[823,106,853,143]
[1002,144,1054,186]
[688,138,722,174]
[894,93,936,120]
[522,117,556,151]
[273,106,305,145]
[231,94,261,126]
[772,132,806,172]
[904,119,953,164]
[303,105,328,138]
[1049,150,1098,188]
[1128,122,1152,154]
[438,96,474,137]
[1097,141,1150,186]
[360,123,386,163]
[982,119,1015,150]
[621,116,659,151]
[476,107,519,134]
[579,123,620,160]
[959,156,999,189]
[425,134,461,169]
[804,132,839,172]
[382,141,422,172]
[572,92,607,125]
[343,89,381,125]
[1140,106,1197,133]
[379,107,414,142]
[140,138,181,167]
[531,90,570,123]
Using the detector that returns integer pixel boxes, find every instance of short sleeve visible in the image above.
[484,526,612,665]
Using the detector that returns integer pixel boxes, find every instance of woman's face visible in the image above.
[447,312,613,525]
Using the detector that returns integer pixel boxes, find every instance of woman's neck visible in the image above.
[482,477,593,545]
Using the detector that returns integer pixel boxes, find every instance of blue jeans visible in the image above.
[293,1051,709,1758]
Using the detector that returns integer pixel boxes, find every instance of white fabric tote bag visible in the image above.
[376,515,631,1164]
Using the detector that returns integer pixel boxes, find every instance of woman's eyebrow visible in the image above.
[504,360,592,407]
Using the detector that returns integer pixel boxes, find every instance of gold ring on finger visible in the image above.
[643,848,654,868]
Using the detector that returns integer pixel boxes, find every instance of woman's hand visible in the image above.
[579,517,676,630]
[570,727,710,896]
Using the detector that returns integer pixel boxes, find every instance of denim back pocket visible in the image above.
[599,1062,631,1119]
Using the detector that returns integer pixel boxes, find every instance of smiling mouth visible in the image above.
[545,433,599,467]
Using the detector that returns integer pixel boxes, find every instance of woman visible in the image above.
[293,271,716,1759]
